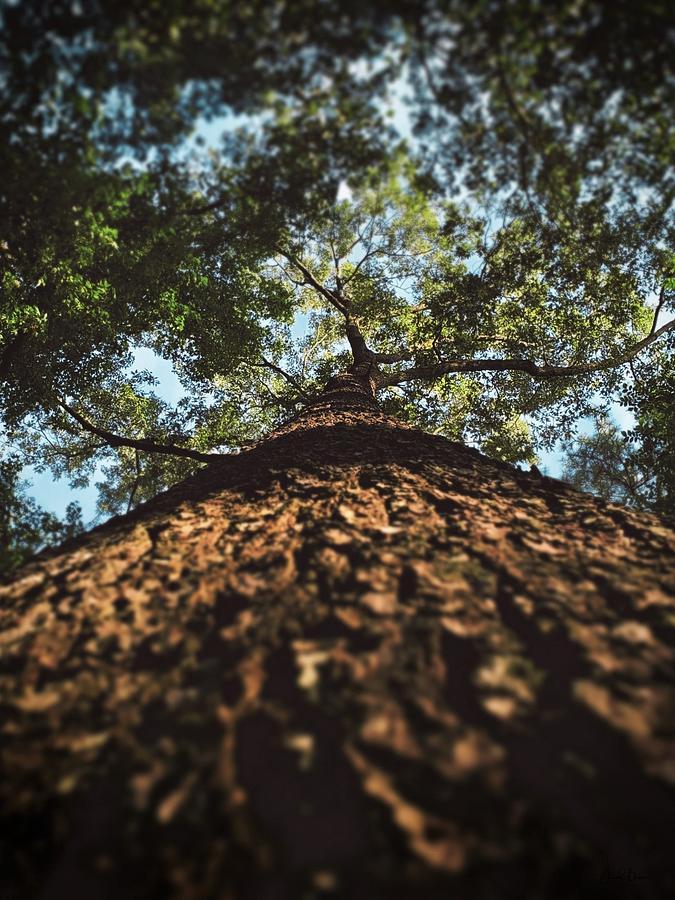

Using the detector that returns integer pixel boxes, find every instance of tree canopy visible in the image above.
[1,0,673,570]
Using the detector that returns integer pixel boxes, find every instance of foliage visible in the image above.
[561,414,652,511]
[622,346,675,515]
[0,454,82,576]
[1,1,673,521]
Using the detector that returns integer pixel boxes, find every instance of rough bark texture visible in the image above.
[1,396,675,900]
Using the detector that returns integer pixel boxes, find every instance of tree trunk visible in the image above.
[1,387,674,900]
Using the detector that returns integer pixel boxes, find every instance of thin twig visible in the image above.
[258,358,310,399]
[275,247,349,317]
[650,285,666,335]
[127,450,142,513]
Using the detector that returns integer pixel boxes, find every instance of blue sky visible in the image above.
[21,349,186,526]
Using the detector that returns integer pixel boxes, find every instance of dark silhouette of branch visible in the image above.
[57,400,218,463]
[127,450,142,513]
[258,358,309,399]
[275,247,349,317]
[650,285,666,335]
[373,349,415,364]
[0,332,27,382]
[181,195,229,216]
[272,258,307,288]
[378,318,675,387]
[340,245,385,286]
[328,237,343,294]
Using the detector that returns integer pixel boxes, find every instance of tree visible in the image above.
[561,414,653,510]
[2,382,675,899]
[1,3,675,898]
[622,349,675,516]
[0,452,83,575]
[561,412,675,515]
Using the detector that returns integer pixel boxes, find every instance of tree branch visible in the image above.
[650,285,666,335]
[127,450,142,513]
[0,332,27,382]
[328,237,342,294]
[346,322,376,367]
[275,246,349,317]
[373,349,415,364]
[258,358,310,399]
[341,245,385,286]
[56,400,218,463]
[378,318,675,388]
[181,194,229,216]
[270,257,307,288]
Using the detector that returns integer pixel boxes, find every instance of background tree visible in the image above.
[622,347,675,515]
[561,413,658,511]
[0,452,82,573]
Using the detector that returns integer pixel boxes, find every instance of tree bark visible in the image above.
[1,389,675,900]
